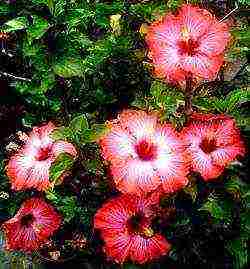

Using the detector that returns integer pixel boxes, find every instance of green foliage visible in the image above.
[2,17,28,32]
[183,178,198,203]
[46,190,78,223]
[50,114,108,147]
[226,237,248,269]
[199,193,233,222]
[49,153,75,186]
[193,87,250,131]
[53,56,85,78]
[0,0,249,268]
[27,15,50,43]
[132,80,185,127]
[69,115,89,133]
[129,0,180,22]
[0,3,12,15]
[237,0,250,7]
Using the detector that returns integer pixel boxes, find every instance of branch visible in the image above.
[219,3,239,23]
[0,70,32,82]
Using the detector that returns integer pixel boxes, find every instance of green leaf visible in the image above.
[2,17,28,32]
[81,123,109,143]
[224,177,245,199]
[65,8,95,28]
[69,115,89,133]
[49,0,67,17]
[39,72,56,92]
[149,80,184,118]
[199,194,232,221]
[49,153,75,185]
[68,30,93,50]
[27,15,50,43]
[53,57,84,78]
[0,3,12,15]
[31,0,48,5]
[224,88,250,113]
[45,189,59,202]
[58,196,78,223]
[129,0,174,21]
[95,2,124,28]
[226,238,248,269]
[50,126,74,141]
[22,41,45,57]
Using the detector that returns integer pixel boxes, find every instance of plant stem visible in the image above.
[184,76,193,116]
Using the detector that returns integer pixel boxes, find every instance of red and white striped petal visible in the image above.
[111,159,161,195]
[181,54,223,80]
[2,198,61,252]
[198,21,230,56]
[130,234,171,264]
[179,4,213,40]
[100,125,136,162]
[118,110,158,140]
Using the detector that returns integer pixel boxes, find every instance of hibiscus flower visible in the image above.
[181,113,246,180]
[1,198,61,252]
[99,109,188,195]
[7,122,77,191]
[146,4,230,86]
[94,193,171,264]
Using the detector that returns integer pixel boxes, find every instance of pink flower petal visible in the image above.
[52,141,77,157]
[94,196,132,232]
[147,14,181,48]
[94,194,170,264]
[179,4,213,40]
[2,198,61,252]
[6,122,76,191]
[191,149,224,180]
[100,125,136,161]
[104,233,132,264]
[198,21,230,56]
[181,54,223,80]
[130,234,170,264]
[211,146,245,167]
[146,4,230,84]
[111,159,161,195]
[118,110,158,140]
[153,126,189,193]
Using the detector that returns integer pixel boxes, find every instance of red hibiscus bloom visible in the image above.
[99,109,188,195]
[181,114,246,180]
[94,193,171,264]
[146,4,230,86]
[7,122,77,191]
[1,198,61,252]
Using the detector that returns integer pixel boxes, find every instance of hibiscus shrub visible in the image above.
[0,0,249,269]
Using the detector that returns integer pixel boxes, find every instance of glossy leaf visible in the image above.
[50,127,74,141]
[2,17,28,32]
[69,114,89,133]
[49,153,74,185]
[53,57,84,78]
[27,15,50,42]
